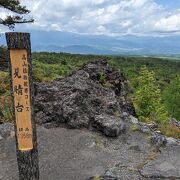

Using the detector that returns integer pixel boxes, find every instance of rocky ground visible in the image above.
[0,60,180,180]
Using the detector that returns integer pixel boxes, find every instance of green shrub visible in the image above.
[99,72,112,88]
[0,71,9,95]
[133,66,168,123]
[0,95,12,123]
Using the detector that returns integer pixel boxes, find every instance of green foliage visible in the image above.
[0,95,12,123]
[32,61,66,82]
[108,56,180,90]
[32,52,96,82]
[162,76,180,120]
[133,66,168,123]
[99,72,106,84]
[99,72,112,88]
[0,71,12,123]
[0,71,9,95]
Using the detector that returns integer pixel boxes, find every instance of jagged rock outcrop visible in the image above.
[34,59,135,137]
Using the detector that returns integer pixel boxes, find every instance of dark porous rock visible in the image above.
[129,145,141,152]
[139,124,151,134]
[35,59,135,136]
[145,122,158,131]
[93,115,125,137]
[0,123,14,139]
[151,132,167,146]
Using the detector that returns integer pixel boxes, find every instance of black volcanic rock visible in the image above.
[93,114,125,137]
[34,59,135,136]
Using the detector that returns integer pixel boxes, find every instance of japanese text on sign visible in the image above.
[10,49,33,151]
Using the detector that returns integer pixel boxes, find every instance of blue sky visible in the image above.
[0,0,180,37]
[154,0,180,9]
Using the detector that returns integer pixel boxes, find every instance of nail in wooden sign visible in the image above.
[10,49,33,151]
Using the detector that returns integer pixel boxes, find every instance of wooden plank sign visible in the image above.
[10,49,33,151]
[6,32,39,180]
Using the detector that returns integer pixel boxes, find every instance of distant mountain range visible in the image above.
[32,44,118,55]
[0,30,180,56]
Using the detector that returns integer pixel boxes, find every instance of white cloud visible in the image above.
[1,0,180,36]
[154,13,180,31]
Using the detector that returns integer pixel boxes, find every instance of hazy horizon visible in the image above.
[1,0,180,55]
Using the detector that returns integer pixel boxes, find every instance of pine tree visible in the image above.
[133,66,168,123]
[0,0,33,28]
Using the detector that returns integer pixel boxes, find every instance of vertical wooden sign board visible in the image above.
[6,32,39,180]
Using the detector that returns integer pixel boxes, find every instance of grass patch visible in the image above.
[93,176,100,180]
[131,124,139,132]
[0,71,12,123]
[0,71,9,95]
[160,122,180,139]
[95,136,104,149]
[127,166,137,172]
[0,95,12,123]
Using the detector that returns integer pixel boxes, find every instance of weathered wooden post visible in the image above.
[6,32,39,180]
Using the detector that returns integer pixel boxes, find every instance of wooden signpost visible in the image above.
[6,32,39,180]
